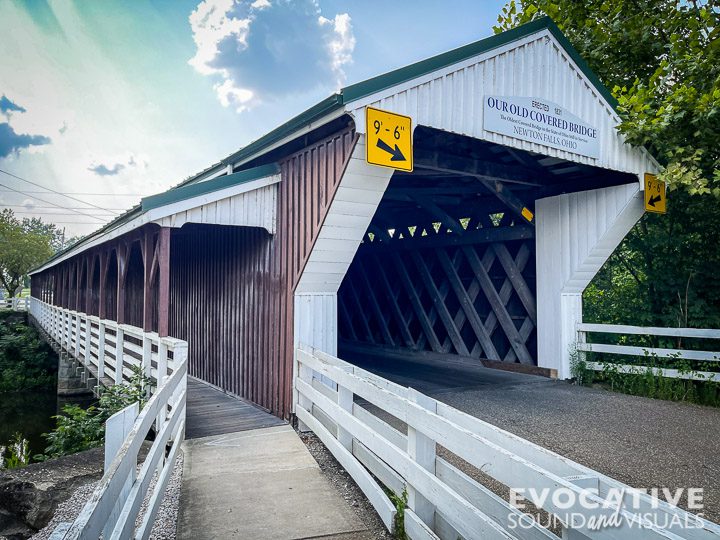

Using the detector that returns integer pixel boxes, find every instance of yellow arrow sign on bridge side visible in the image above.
[366,107,413,172]
[644,173,667,214]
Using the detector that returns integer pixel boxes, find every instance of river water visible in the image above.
[0,391,95,460]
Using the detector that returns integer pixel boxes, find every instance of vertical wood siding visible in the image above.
[166,127,357,418]
[32,129,356,418]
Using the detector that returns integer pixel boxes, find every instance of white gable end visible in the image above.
[346,29,658,180]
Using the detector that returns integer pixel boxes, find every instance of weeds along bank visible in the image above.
[0,311,150,468]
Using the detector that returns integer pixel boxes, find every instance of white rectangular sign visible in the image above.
[483,96,600,159]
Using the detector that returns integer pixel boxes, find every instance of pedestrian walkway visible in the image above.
[184,377,286,439]
[177,425,371,540]
[179,379,370,539]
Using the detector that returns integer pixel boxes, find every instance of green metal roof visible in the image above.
[32,16,617,274]
[142,163,280,211]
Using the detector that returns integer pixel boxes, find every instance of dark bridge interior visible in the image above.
[337,126,637,369]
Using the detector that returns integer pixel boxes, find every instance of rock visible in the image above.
[0,507,35,539]
[0,448,103,538]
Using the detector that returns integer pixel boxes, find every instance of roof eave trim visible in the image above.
[222,93,344,167]
[142,163,281,211]
[30,164,282,275]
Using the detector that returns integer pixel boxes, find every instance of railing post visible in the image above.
[169,342,188,443]
[98,322,106,382]
[156,341,169,431]
[407,388,437,530]
[74,313,81,359]
[576,322,586,353]
[84,317,92,366]
[297,349,313,433]
[65,312,72,352]
[562,476,599,539]
[337,365,354,451]
[142,334,153,396]
[115,327,124,385]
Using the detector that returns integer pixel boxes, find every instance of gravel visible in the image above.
[299,431,393,540]
[31,452,184,540]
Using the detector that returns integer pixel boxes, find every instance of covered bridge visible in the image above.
[30,17,659,420]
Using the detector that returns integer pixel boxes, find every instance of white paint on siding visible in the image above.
[293,136,392,396]
[295,137,393,295]
[153,182,277,233]
[536,183,644,378]
[346,30,659,180]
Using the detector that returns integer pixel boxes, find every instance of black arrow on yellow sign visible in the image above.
[648,194,662,207]
[376,138,406,162]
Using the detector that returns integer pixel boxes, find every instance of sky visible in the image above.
[0,0,506,237]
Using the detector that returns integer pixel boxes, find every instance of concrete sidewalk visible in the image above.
[177,424,372,540]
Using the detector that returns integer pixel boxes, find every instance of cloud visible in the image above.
[87,153,147,176]
[88,162,125,176]
[0,122,51,158]
[188,0,354,112]
[0,95,26,115]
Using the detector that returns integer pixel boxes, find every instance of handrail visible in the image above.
[576,322,720,380]
[577,322,720,340]
[28,297,188,539]
[0,297,29,311]
[295,343,720,539]
[28,297,184,387]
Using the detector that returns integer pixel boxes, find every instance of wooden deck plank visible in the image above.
[185,377,285,439]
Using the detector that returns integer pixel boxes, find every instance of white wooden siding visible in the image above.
[346,30,659,179]
[295,137,393,295]
[536,184,644,378]
[31,175,281,274]
[293,136,393,400]
[153,182,277,233]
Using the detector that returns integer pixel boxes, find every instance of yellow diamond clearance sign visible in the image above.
[366,107,413,172]
[644,173,666,214]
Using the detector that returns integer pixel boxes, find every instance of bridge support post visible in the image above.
[536,183,644,379]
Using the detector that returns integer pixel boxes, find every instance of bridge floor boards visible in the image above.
[184,377,284,439]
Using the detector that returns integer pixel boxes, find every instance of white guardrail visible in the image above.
[295,343,720,540]
[29,297,188,540]
[0,297,29,311]
[577,323,720,381]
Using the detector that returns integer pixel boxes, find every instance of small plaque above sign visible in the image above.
[483,96,600,159]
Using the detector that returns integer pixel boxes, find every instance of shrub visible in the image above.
[40,366,150,459]
[0,312,56,393]
[0,433,30,469]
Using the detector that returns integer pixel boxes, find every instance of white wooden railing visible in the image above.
[295,343,720,540]
[577,323,720,381]
[29,297,188,539]
[0,297,29,311]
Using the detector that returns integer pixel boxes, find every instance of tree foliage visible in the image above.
[496,0,720,196]
[0,311,56,393]
[495,1,720,330]
[0,209,54,297]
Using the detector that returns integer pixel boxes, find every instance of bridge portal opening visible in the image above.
[337,126,636,381]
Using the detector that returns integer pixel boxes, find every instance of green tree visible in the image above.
[495,1,720,330]
[495,1,720,195]
[0,209,54,297]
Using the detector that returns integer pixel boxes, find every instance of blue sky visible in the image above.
[0,0,506,235]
